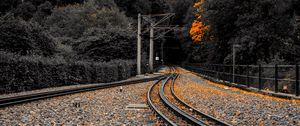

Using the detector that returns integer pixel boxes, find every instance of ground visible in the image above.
[175,68,300,126]
[0,67,299,126]
[0,81,156,125]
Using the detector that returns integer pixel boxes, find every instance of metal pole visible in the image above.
[296,65,299,96]
[259,64,262,90]
[233,45,235,83]
[137,13,142,75]
[275,64,278,93]
[247,65,250,87]
[215,65,217,78]
[161,41,164,65]
[149,23,154,73]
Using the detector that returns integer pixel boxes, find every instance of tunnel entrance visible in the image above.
[160,37,186,65]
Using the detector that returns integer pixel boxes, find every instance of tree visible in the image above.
[13,1,36,21]
[114,0,151,18]
[0,0,20,15]
[191,0,299,64]
[74,27,135,61]
[46,0,131,39]
[0,15,56,56]
[45,0,134,61]
[150,0,170,14]
[32,1,53,24]
[189,0,208,43]
[166,0,194,25]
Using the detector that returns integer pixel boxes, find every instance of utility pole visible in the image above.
[233,45,235,83]
[149,22,154,72]
[137,13,142,75]
[136,13,177,75]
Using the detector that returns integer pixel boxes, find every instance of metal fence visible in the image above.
[186,64,300,96]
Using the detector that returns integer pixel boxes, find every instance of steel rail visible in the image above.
[147,75,177,126]
[159,74,207,126]
[171,74,232,126]
[0,75,164,108]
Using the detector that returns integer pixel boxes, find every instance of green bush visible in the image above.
[0,51,137,94]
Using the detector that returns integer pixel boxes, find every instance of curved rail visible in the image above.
[159,74,207,126]
[147,75,177,125]
[171,74,232,126]
[0,75,164,108]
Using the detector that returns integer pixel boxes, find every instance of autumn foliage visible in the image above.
[189,0,208,43]
[190,20,208,43]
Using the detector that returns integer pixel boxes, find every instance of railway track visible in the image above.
[147,67,231,126]
[2,66,232,125]
[0,75,163,108]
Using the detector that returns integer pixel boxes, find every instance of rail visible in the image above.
[0,75,164,107]
[147,70,231,125]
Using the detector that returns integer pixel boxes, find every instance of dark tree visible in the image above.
[195,0,300,64]
[114,0,151,17]
[74,28,135,61]
[166,0,194,25]
[0,0,20,15]
[0,15,56,56]
[32,1,53,24]
[13,2,36,21]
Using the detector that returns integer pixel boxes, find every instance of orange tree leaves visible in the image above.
[190,20,208,43]
[189,0,208,43]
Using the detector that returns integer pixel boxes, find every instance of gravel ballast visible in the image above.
[175,68,300,126]
[2,67,299,125]
[0,81,157,125]
[0,74,160,99]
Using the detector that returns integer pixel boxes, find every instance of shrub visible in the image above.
[0,51,137,94]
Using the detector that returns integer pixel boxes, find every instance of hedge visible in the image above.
[0,52,137,94]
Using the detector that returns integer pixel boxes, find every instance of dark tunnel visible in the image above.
[155,36,186,65]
